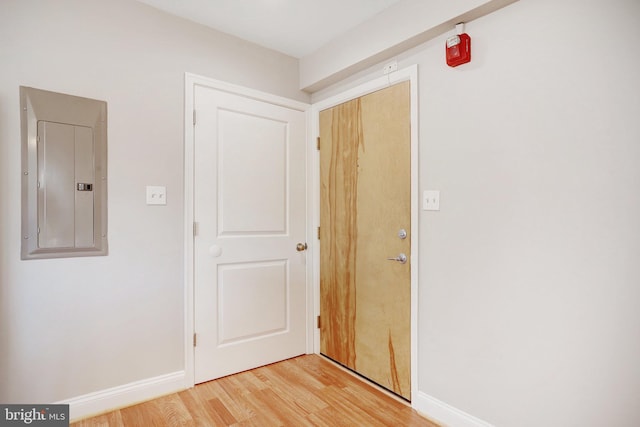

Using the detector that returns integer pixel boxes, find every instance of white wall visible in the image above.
[0,0,307,404]
[314,0,640,425]
[3,0,639,425]
[299,0,517,91]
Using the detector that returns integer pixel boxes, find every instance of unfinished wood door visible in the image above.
[319,81,411,400]
[193,84,307,383]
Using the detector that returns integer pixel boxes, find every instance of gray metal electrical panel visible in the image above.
[20,86,108,260]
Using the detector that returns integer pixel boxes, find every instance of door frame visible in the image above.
[183,72,313,388]
[310,64,419,401]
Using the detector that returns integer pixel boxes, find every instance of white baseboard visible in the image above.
[414,391,494,427]
[58,371,186,421]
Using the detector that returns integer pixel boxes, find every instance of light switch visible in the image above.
[423,190,440,211]
[146,186,167,205]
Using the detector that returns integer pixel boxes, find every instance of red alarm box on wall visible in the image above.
[446,32,471,67]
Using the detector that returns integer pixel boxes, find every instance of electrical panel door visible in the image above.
[20,86,107,260]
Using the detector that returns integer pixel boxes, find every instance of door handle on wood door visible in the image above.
[387,253,407,264]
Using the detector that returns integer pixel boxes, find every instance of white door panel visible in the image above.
[218,109,287,234]
[218,260,288,344]
[194,85,307,383]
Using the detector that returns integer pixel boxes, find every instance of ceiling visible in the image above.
[136,0,403,58]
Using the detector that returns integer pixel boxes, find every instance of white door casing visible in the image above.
[186,76,309,384]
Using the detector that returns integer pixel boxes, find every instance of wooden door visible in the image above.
[193,84,307,383]
[319,81,411,400]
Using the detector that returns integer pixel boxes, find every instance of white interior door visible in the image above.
[193,84,307,383]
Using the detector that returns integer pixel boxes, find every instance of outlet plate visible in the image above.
[146,186,166,205]
[423,190,440,211]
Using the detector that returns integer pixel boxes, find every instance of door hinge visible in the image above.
[193,110,197,126]
[193,222,198,237]
[316,136,320,150]
[193,333,197,347]
[317,227,320,240]
[317,316,321,329]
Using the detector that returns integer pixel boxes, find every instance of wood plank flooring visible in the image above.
[71,355,438,427]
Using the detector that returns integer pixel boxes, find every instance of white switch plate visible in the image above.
[423,190,440,211]
[146,186,166,205]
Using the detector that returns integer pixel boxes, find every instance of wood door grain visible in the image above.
[319,81,411,400]
[319,97,362,369]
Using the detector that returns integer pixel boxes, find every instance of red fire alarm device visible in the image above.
[446,25,471,67]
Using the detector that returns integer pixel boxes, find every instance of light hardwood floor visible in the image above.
[71,354,438,426]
